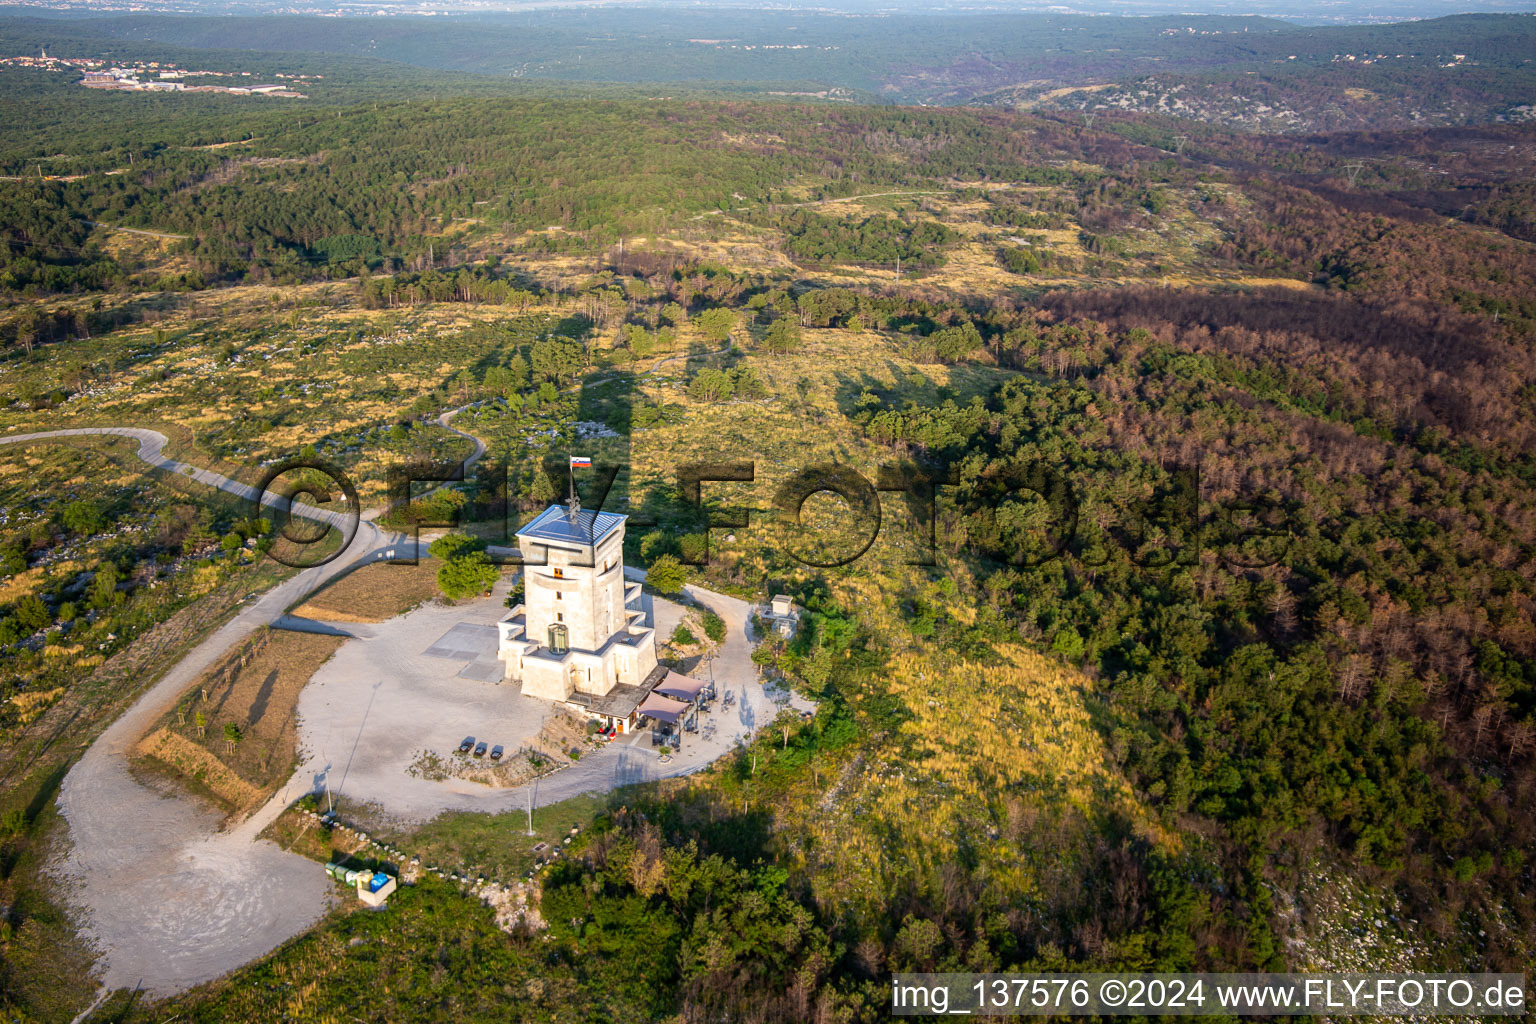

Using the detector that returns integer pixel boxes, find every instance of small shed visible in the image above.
[765,595,800,637]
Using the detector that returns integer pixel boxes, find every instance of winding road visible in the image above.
[2,419,796,1002]
[1,427,414,998]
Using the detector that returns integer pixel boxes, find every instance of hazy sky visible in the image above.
[3,0,1534,21]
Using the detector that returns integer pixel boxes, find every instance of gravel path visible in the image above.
[276,569,809,824]
[1,428,405,997]
[514,575,816,806]
[2,425,805,998]
[437,403,488,465]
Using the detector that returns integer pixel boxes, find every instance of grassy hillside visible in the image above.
[0,37,1532,1022]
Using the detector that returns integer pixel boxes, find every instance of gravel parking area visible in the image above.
[281,570,809,823]
[288,576,552,820]
[15,424,801,1000]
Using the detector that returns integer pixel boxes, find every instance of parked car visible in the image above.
[489,744,504,761]
[458,736,474,754]
[473,741,488,757]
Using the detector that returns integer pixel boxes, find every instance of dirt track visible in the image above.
[1,425,804,999]
[1,428,404,997]
[280,569,805,823]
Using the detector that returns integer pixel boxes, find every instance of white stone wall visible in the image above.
[503,512,657,700]
[523,530,626,653]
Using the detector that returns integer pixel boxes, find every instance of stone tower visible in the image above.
[496,502,659,728]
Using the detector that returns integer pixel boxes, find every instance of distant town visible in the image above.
[0,51,312,97]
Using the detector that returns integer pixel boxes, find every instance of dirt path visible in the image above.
[0,428,407,997]
[83,220,189,241]
[1,427,354,532]
[1,421,801,996]
[437,403,488,466]
[688,188,950,220]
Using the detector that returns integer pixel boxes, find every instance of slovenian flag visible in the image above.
[569,455,592,469]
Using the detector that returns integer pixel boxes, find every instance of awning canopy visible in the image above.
[637,693,690,724]
[655,671,708,703]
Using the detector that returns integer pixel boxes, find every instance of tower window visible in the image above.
[547,623,568,654]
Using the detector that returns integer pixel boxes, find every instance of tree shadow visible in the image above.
[247,668,281,727]
[558,368,637,537]
[553,313,593,340]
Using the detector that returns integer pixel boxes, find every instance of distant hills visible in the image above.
[3,10,1534,125]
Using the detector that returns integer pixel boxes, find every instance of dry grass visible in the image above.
[625,325,1013,587]
[97,226,187,271]
[1028,83,1117,104]
[763,640,1171,916]
[886,644,1153,824]
[4,687,63,727]
[0,563,61,606]
[139,627,345,816]
[136,726,262,809]
[290,557,444,622]
[619,182,1283,297]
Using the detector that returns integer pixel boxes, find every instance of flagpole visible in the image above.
[566,455,590,524]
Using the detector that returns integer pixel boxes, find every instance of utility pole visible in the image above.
[525,784,534,835]
[894,254,901,277]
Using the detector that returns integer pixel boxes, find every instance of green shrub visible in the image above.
[438,551,499,600]
[60,499,104,536]
[647,554,687,594]
[1000,245,1042,274]
[428,532,485,561]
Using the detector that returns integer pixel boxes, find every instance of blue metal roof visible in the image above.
[516,504,625,548]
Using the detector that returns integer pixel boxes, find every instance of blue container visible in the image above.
[368,872,389,893]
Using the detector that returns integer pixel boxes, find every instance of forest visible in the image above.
[0,14,1534,1024]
